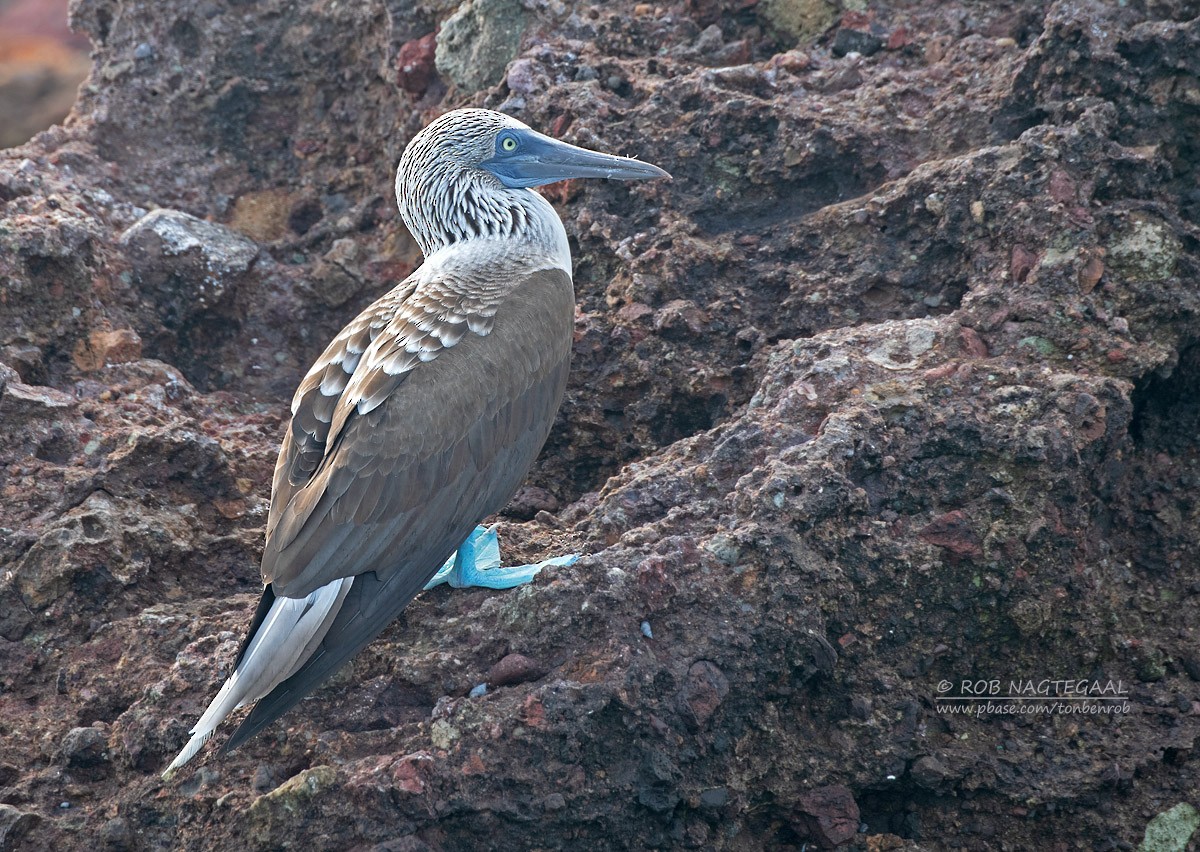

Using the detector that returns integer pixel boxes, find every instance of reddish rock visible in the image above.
[653,299,708,337]
[395,33,438,96]
[958,326,989,358]
[1079,252,1105,292]
[519,695,546,729]
[616,302,654,323]
[886,26,911,50]
[0,0,89,147]
[1047,168,1076,204]
[677,660,729,730]
[72,328,142,371]
[212,497,247,520]
[1011,245,1038,283]
[390,752,433,795]
[460,751,487,776]
[922,362,957,380]
[636,554,680,611]
[486,653,547,687]
[919,510,983,559]
[795,785,860,848]
[538,178,581,205]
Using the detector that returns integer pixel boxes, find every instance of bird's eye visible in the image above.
[500,135,518,152]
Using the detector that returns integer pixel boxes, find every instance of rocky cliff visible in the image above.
[1,0,1199,849]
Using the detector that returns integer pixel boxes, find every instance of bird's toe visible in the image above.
[423,524,577,590]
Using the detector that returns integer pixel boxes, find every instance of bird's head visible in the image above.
[396,108,669,258]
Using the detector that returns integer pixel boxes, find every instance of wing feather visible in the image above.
[267,280,419,537]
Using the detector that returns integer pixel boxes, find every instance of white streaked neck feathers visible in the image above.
[416,191,571,280]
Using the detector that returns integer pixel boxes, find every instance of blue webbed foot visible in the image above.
[423,524,578,591]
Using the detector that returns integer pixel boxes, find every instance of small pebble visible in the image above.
[100,817,132,848]
[641,620,653,639]
[487,653,547,686]
[544,792,566,810]
[134,43,154,60]
[469,683,488,698]
[252,764,275,794]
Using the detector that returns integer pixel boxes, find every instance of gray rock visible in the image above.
[61,726,108,768]
[121,208,259,278]
[0,804,40,849]
[435,0,529,94]
[12,492,121,611]
[119,208,259,319]
[100,817,133,850]
[0,379,74,422]
[911,755,955,789]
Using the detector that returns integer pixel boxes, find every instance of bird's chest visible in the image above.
[398,269,575,424]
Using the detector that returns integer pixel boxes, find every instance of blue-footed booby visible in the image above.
[163,109,668,776]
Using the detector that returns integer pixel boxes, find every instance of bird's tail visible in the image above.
[162,576,354,778]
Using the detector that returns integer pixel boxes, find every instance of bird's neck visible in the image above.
[400,178,571,276]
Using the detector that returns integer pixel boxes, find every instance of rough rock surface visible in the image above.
[1,0,1199,850]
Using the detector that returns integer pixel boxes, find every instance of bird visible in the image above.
[163,108,669,777]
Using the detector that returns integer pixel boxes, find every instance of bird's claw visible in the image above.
[423,524,578,590]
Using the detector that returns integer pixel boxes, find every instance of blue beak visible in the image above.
[482,129,670,189]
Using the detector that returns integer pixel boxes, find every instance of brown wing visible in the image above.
[222,267,574,751]
[266,269,506,541]
[266,278,419,539]
[266,275,512,564]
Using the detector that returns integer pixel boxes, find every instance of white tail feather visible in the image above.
[162,576,354,778]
